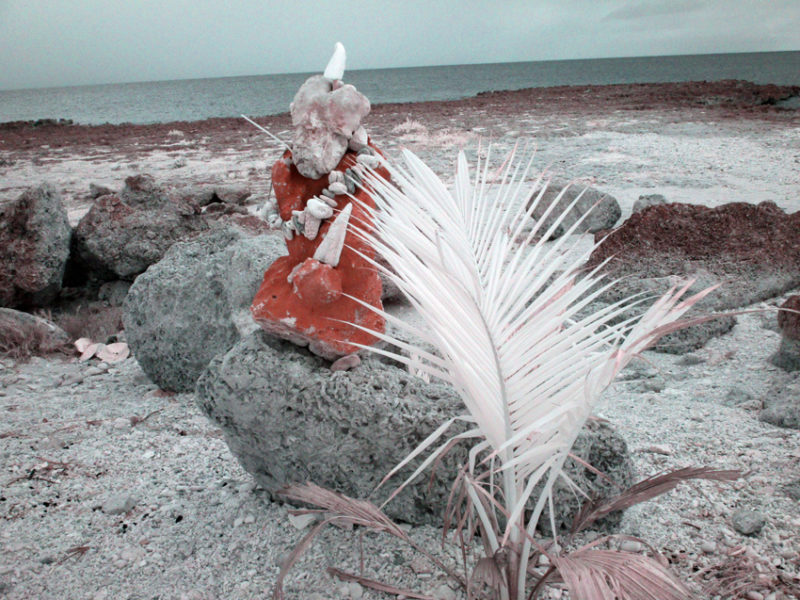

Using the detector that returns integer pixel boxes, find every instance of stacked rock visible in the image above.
[251,43,387,360]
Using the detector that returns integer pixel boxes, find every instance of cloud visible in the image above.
[605,0,706,21]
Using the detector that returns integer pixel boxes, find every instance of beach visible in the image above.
[1,80,800,599]
[1,80,799,222]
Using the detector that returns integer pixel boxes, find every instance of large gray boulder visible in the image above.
[196,330,635,528]
[123,227,286,392]
[0,185,71,308]
[528,180,621,239]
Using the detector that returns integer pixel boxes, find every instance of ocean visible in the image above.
[0,51,797,126]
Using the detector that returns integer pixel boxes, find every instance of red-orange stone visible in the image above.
[251,145,386,359]
[289,258,342,304]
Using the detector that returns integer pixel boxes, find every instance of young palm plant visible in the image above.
[277,146,728,600]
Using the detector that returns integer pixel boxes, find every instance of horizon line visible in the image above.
[2,48,797,94]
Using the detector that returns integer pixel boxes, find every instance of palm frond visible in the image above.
[552,548,694,600]
[351,147,715,600]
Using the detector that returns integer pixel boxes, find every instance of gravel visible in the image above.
[2,289,799,599]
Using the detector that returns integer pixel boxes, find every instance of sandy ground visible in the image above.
[1,82,800,599]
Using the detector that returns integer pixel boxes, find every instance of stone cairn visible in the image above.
[251,43,387,360]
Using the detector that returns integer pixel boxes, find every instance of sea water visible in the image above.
[0,51,797,125]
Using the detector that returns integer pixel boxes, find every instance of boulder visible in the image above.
[632,193,668,214]
[771,295,800,371]
[0,307,70,357]
[528,180,621,239]
[760,373,800,429]
[0,185,71,308]
[195,330,635,528]
[119,174,170,210]
[123,227,286,392]
[585,202,800,353]
[72,193,208,281]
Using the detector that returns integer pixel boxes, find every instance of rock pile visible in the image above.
[250,42,386,360]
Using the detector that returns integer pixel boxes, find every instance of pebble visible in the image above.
[356,154,380,169]
[344,173,356,194]
[113,416,131,430]
[641,444,673,455]
[102,493,137,515]
[431,583,456,600]
[745,591,764,600]
[678,353,706,365]
[700,540,716,554]
[731,509,766,536]
[331,354,361,372]
[328,181,348,196]
[619,540,643,553]
[347,581,363,599]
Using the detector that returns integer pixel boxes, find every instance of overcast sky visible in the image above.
[0,0,798,91]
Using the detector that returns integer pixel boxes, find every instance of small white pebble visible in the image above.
[329,181,348,195]
[619,540,643,553]
[700,541,716,554]
[348,582,363,599]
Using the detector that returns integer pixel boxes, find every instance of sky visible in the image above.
[0,0,798,91]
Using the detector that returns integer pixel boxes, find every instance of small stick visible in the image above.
[241,115,291,150]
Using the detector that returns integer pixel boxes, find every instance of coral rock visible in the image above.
[0,184,71,308]
[289,75,370,179]
[772,295,800,371]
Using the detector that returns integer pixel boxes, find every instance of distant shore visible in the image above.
[1,79,798,135]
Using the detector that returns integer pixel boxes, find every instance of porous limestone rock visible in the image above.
[72,193,208,281]
[0,184,71,308]
[289,75,371,180]
[761,373,800,429]
[771,295,800,371]
[196,330,635,528]
[123,226,286,392]
[585,201,800,353]
[528,180,621,239]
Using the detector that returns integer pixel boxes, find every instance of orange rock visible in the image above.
[251,145,386,359]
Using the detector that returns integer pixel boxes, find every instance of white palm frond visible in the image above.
[347,146,712,600]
